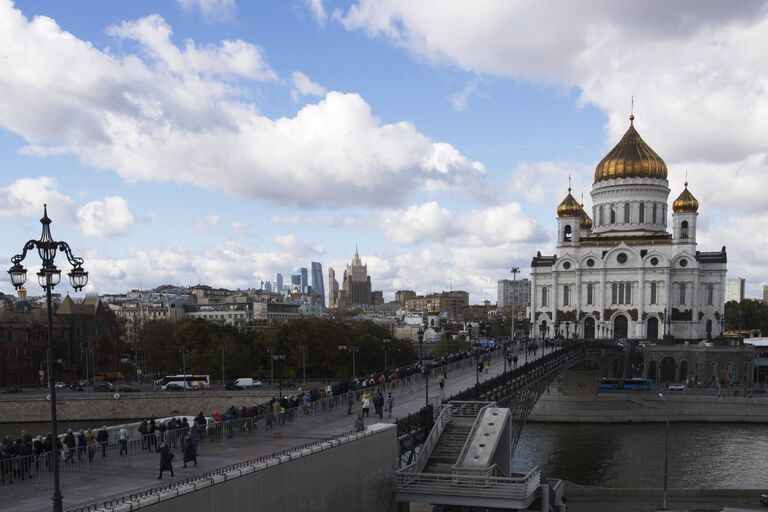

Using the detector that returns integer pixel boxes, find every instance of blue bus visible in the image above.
[599,378,653,390]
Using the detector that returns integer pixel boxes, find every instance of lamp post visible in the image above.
[299,344,308,387]
[659,393,670,510]
[179,346,188,391]
[8,205,88,512]
[272,350,286,396]
[511,267,520,343]
[382,338,391,374]
[220,344,226,386]
[474,344,481,399]
[337,344,357,381]
[417,327,428,408]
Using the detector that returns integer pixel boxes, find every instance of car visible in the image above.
[2,386,22,394]
[117,383,141,393]
[164,383,184,391]
[760,493,768,506]
[226,378,263,390]
[667,383,685,391]
[55,381,66,389]
[93,381,115,392]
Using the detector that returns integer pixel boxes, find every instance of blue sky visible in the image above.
[1,0,768,302]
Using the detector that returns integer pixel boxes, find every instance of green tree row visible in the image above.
[131,318,418,383]
[725,299,768,335]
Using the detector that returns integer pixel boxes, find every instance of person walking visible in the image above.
[373,391,384,419]
[182,436,197,468]
[437,373,445,393]
[361,392,370,418]
[346,389,355,415]
[85,430,96,463]
[118,426,129,456]
[96,426,109,458]
[384,392,394,418]
[138,419,148,450]
[157,442,174,479]
[75,429,86,461]
[63,429,76,464]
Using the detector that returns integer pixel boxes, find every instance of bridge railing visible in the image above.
[393,464,541,500]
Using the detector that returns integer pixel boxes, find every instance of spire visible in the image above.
[630,95,634,124]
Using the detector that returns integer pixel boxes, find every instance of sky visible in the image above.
[1,0,768,303]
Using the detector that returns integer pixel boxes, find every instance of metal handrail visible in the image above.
[402,404,453,474]
[393,464,541,499]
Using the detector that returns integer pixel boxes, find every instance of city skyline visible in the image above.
[2,1,768,302]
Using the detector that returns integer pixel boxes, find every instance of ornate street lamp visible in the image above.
[417,327,429,408]
[8,206,88,512]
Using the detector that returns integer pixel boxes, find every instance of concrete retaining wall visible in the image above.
[529,393,768,423]
[130,424,398,512]
[0,390,274,423]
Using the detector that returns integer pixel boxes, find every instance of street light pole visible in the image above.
[179,346,187,392]
[659,393,670,510]
[220,344,225,386]
[7,205,89,512]
[511,267,520,344]
[299,345,307,386]
[383,338,390,374]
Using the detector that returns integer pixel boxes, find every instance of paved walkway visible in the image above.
[2,347,538,511]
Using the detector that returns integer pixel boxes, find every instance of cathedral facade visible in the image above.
[531,115,727,341]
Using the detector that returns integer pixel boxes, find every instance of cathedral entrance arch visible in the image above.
[613,315,628,340]
[660,357,676,383]
[584,317,595,340]
[647,317,659,340]
[706,319,713,339]
[539,320,547,339]
[647,360,658,382]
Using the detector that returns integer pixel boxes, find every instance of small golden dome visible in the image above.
[594,115,668,183]
[579,203,593,230]
[557,188,581,218]
[673,182,699,213]
[428,303,440,315]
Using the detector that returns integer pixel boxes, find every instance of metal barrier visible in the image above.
[65,428,375,512]
[393,464,541,500]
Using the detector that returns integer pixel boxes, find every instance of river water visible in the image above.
[512,422,768,489]
[3,420,767,489]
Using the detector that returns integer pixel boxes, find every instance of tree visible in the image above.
[430,334,471,359]
[138,320,176,377]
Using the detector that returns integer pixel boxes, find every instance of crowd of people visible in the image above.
[1,345,502,485]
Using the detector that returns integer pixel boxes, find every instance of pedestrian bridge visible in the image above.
[393,342,623,511]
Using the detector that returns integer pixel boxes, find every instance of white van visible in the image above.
[232,378,261,389]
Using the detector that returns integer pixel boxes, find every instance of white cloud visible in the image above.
[175,0,236,24]
[0,3,485,209]
[229,220,249,232]
[339,1,768,208]
[77,196,135,238]
[449,76,481,112]
[378,201,546,245]
[273,234,325,256]
[270,214,362,228]
[290,71,327,101]
[0,176,76,220]
[305,0,328,26]
[194,215,221,233]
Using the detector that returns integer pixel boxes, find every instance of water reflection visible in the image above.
[513,423,768,488]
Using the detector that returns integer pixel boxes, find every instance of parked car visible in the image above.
[2,386,22,394]
[71,379,89,391]
[164,383,184,391]
[54,381,66,389]
[116,382,141,393]
[667,383,685,391]
[93,381,115,392]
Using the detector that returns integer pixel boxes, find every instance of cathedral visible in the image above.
[530,115,727,341]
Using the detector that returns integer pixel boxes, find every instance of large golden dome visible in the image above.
[557,188,581,218]
[673,182,699,213]
[594,115,668,183]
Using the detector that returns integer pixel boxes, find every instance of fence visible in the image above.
[0,347,499,491]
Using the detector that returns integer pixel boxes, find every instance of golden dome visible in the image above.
[673,182,699,213]
[579,203,593,230]
[594,115,668,183]
[557,188,581,218]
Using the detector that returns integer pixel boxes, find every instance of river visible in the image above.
[3,420,767,488]
[511,422,768,489]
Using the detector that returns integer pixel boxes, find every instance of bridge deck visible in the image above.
[0,347,544,512]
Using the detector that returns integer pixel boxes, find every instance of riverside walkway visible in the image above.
[1,346,547,512]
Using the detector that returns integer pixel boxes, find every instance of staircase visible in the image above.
[424,421,472,473]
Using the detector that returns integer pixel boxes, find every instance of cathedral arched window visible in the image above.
[610,204,616,224]
[679,283,686,305]
[652,203,658,224]
[618,283,625,304]
[639,203,645,223]
[650,282,657,305]
[707,284,714,306]
[598,205,604,226]
[541,287,548,307]
[563,285,570,306]
[563,224,572,242]
[625,283,632,304]
[624,203,630,223]
[611,283,617,304]
[681,220,689,239]
[587,283,593,305]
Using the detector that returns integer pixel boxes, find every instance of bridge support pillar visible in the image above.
[540,483,550,512]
